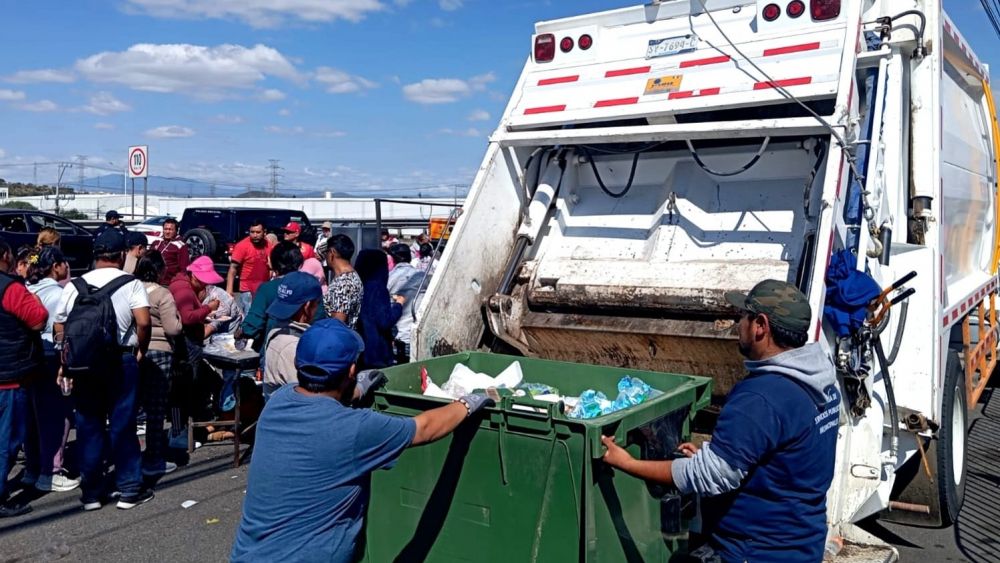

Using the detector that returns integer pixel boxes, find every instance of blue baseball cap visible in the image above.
[295,318,365,384]
[94,229,127,254]
[266,271,323,321]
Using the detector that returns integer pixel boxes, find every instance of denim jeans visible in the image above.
[0,387,27,501]
[74,354,142,502]
[237,292,253,319]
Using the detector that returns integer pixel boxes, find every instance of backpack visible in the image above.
[62,275,136,377]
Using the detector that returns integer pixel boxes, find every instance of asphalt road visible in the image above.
[2,391,998,562]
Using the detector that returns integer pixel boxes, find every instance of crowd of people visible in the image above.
[0,218,439,518]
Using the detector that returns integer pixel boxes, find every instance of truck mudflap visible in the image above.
[829,524,900,563]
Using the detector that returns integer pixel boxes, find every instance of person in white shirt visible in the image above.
[53,229,154,511]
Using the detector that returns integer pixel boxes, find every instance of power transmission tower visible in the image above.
[75,155,87,190]
[268,159,282,197]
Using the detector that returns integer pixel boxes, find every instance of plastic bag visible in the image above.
[435,361,524,399]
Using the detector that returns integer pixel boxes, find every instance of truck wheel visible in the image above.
[183,228,217,259]
[937,351,968,526]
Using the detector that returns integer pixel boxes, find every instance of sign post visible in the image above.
[128,145,149,220]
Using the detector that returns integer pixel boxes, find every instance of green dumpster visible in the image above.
[363,352,712,562]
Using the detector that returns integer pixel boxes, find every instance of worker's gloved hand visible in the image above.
[458,393,495,416]
[355,370,388,399]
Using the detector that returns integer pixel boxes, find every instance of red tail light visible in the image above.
[810,0,840,20]
[578,34,593,50]
[560,36,574,53]
[762,3,781,21]
[787,0,805,17]
[534,33,555,63]
[148,230,161,237]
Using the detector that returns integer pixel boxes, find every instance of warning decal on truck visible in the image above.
[644,75,683,95]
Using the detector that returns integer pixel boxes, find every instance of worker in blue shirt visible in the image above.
[602,280,840,562]
[231,318,493,563]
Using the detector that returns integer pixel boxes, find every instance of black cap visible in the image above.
[106,210,121,220]
[126,231,148,248]
[94,229,127,254]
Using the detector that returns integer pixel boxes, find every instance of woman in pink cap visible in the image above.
[168,256,224,367]
[299,257,328,295]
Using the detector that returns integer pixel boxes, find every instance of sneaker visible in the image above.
[0,501,32,518]
[82,500,102,511]
[20,471,38,486]
[35,472,81,493]
[136,423,146,437]
[142,462,177,477]
[116,489,154,510]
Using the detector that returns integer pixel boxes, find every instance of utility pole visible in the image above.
[32,162,37,186]
[268,159,282,197]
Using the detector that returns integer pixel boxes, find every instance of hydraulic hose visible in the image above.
[873,336,899,461]
[885,300,908,366]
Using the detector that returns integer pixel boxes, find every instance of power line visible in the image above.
[981,0,1000,40]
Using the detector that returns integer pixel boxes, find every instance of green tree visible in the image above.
[60,208,88,220]
[0,201,38,210]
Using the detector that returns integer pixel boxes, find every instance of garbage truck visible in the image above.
[410,0,999,556]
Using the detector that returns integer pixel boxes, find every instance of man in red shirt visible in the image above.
[149,218,189,284]
[0,235,47,518]
[226,220,273,316]
[281,222,316,261]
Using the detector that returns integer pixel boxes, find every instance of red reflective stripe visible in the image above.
[524,105,566,115]
[679,54,731,68]
[668,87,720,99]
[595,97,639,107]
[762,42,821,57]
[538,75,579,86]
[753,76,812,89]
[605,66,650,78]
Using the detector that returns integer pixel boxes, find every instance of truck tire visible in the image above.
[183,228,217,259]
[936,350,968,526]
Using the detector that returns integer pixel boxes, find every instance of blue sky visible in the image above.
[0,0,996,197]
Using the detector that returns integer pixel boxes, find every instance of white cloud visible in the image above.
[146,125,195,138]
[439,0,463,10]
[278,108,291,116]
[124,0,386,28]
[4,69,75,84]
[439,127,481,137]
[467,109,490,121]
[19,100,59,112]
[265,125,346,137]
[258,88,286,102]
[0,89,26,101]
[314,66,378,94]
[211,113,244,124]
[75,43,301,100]
[82,92,132,115]
[94,122,116,130]
[0,148,5,159]
[403,72,495,104]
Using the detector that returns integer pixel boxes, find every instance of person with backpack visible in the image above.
[0,236,48,518]
[262,272,323,399]
[53,229,153,511]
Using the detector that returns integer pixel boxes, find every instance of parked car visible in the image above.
[179,208,316,273]
[0,209,94,273]
[131,215,176,241]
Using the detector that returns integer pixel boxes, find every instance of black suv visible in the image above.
[0,209,94,273]
[179,208,316,271]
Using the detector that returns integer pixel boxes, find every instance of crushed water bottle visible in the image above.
[613,376,652,410]
[568,376,659,419]
[570,390,613,419]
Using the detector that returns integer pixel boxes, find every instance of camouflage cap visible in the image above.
[724,279,811,333]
